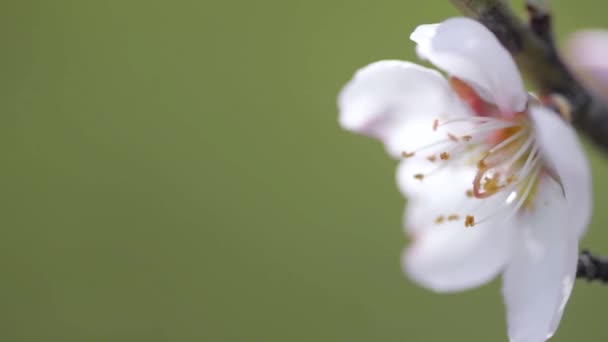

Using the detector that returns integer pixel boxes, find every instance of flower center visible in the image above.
[402,79,544,228]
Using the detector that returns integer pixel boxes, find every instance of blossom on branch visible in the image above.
[339,18,592,342]
[566,30,608,100]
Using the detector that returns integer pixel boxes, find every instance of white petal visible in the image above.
[502,177,578,342]
[402,165,514,292]
[529,107,592,237]
[411,18,527,114]
[338,60,469,157]
[403,211,513,292]
[397,160,476,207]
[565,30,608,99]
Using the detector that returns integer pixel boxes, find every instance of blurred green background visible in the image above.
[2,0,608,341]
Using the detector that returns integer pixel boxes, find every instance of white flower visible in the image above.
[339,18,592,342]
[565,30,608,99]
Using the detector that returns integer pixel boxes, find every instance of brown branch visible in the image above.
[450,0,608,152]
[526,0,553,45]
[577,250,608,284]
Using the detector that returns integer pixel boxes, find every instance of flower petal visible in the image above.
[397,160,476,208]
[502,177,578,342]
[565,30,608,99]
[403,213,512,292]
[402,175,513,292]
[338,60,469,157]
[411,18,527,114]
[529,107,592,237]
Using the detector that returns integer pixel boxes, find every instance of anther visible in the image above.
[402,151,415,158]
[440,152,450,160]
[447,214,459,221]
[435,215,445,224]
[447,133,459,142]
[414,174,425,181]
[477,159,487,170]
[433,119,439,131]
[427,155,437,162]
[462,135,473,142]
[464,215,475,228]
[483,177,500,193]
[466,190,473,198]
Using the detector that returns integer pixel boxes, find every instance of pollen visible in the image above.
[402,151,415,158]
[464,215,475,228]
[447,214,460,221]
[483,177,500,193]
[427,155,437,162]
[414,174,425,181]
[462,135,473,142]
[439,152,450,160]
[435,215,445,224]
[433,119,439,131]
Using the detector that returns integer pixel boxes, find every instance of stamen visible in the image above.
[414,174,425,181]
[503,135,535,168]
[462,135,473,142]
[402,151,415,158]
[514,145,540,182]
[464,215,475,227]
[427,155,437,162]
[433,119,439,131]
[473,165,541,227]
[436,116,500,126]
[487,128,526,154]
[510,166,541,214]
[447,214,460,221]
[483,177,500,193]
[473,168,504,198]
[405,118,517,161]
[437,117,518,139]
[465,190,473,197]
[435,215,445,224]
[439,152,450,160]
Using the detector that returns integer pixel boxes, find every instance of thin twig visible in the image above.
[577,250,608,283]
[526,0,553,45]
[450,0,608,152]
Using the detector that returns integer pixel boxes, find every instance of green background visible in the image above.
[2,0,608,341]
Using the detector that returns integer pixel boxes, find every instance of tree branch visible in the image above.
[449,0,608,151]
[577,250,608,283]
[526,0,553,45]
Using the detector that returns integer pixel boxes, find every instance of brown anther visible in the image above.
[435,215,445,224]
[402,151,415,158]
[483,177,500,193]
[506,175,516,184]
[447,214,460,221]
[433,119,439,131]
[427,155,437,162]
[439,152,450,160]
[464,215,475,228]
[477,159,487,170]
[465,190,474,198]
[414,174,425,181]
[462,135,473,142]
[447,133,459,142]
